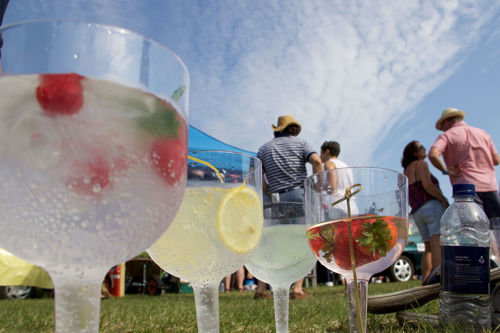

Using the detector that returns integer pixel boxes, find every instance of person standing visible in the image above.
[320,141,353,192]
[402,141,448,282]
[254,115,322,300]
[0,0,10,73]
[429,108,500,220]
[320,140,353,289]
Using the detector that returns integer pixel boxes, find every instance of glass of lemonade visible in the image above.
[304,168,408,333]
[246,201,317,333]
[0,20,189,332]
[148,150,263,333]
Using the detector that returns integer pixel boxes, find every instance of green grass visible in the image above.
[0,280,468,332]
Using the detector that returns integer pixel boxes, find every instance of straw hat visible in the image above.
[272,115,302,133]
[435,108,465,130]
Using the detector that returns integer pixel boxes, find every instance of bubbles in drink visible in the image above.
[0,74,187,268]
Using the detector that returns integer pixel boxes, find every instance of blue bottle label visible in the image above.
[441,245,489,294]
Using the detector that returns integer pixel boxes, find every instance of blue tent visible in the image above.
[188,125,256,156]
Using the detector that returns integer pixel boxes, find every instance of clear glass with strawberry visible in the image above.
[0,21,189,332]
[305,167,408,333]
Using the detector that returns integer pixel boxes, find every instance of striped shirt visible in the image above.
[257,134,316,194]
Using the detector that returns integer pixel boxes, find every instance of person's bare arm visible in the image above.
[417,160,448,208]
[428,147,446,173]
[324,160,337,191]
[493,153,500,166]
[428,146,460,177]
[308,153,323,174]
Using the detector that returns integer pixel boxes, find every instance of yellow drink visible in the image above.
[148,185,262,283]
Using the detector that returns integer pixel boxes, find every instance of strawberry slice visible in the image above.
[150,137,187,185]
[67,156,111,197]
[36,73,85,116]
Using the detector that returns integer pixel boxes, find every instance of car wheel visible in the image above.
[1,286,33,299]
[389,255,414,282]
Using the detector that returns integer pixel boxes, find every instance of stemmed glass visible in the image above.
[304,167,408,333]
[147,150,263,333]
[0,20,189,332]
[246,201,317,333]
[490,218,500,266]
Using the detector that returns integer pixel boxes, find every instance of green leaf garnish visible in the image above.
[172,86,185,102]
[137,101,180,138]
[356,218,392,258]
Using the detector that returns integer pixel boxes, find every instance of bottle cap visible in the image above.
[452,183,475,196]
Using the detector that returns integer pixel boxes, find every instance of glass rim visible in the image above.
[187,149,262,178]
[305,166,406,179]
[188,149,260,161]
[0,18,190,77]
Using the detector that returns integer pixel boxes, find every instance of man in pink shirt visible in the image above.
[429,108,500,219]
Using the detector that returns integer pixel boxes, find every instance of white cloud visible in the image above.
[185,0,499,166]
[5,0,499,168]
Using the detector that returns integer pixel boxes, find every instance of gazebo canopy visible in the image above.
[188,125,256,156]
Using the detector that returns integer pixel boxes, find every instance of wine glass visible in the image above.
[304,167,408,333]
[246,201,317,333]
[490,218,500,266]
[0,20,189,332]
[147,150,263,333]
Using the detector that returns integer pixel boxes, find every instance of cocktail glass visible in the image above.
[246,201,317,333]
[304,167,408,333]
[0,20,189,332]
[148,150,263,333]
[490,218,500,266]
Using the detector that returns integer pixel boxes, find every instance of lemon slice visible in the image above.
[216,185,263,254]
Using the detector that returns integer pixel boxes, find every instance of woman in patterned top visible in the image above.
[402,140,449,282]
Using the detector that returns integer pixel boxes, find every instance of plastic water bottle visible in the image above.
[440,183,491,332]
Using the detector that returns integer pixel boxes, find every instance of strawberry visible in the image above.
[331,220,371,270]
[36,73,85,116]
[308,215,399,270]
[150,137,187,185]
[67,156,111,197]
[307,228,325,256]
[356,217,398,260]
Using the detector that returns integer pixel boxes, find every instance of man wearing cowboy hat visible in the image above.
[258,115,322,198]
[254,115,322,300]
[429,107,500,219]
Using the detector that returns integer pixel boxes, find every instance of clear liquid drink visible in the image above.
[440,183,490,332]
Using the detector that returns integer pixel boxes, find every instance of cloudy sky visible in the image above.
[4,0,500,198]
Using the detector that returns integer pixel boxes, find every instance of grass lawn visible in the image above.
[0,280,445,332]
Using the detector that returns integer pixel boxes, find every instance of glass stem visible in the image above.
[272,285,290,333]
[347,279,368,333]
[50,271,104,333]
[192,282,220,333]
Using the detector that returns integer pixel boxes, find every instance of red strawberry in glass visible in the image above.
[36,73,85,116]
[67,155,111,197]
[150,136,187,185]
[307,215,404,273]
[137,99,188,185]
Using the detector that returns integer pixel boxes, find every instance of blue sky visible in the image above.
[3,0,500,199]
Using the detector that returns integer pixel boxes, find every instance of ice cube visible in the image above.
[8,114,63,170]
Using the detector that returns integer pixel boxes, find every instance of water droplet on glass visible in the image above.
[93,183,102,193]
[9,115,63,169]
[83,176,91,184]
